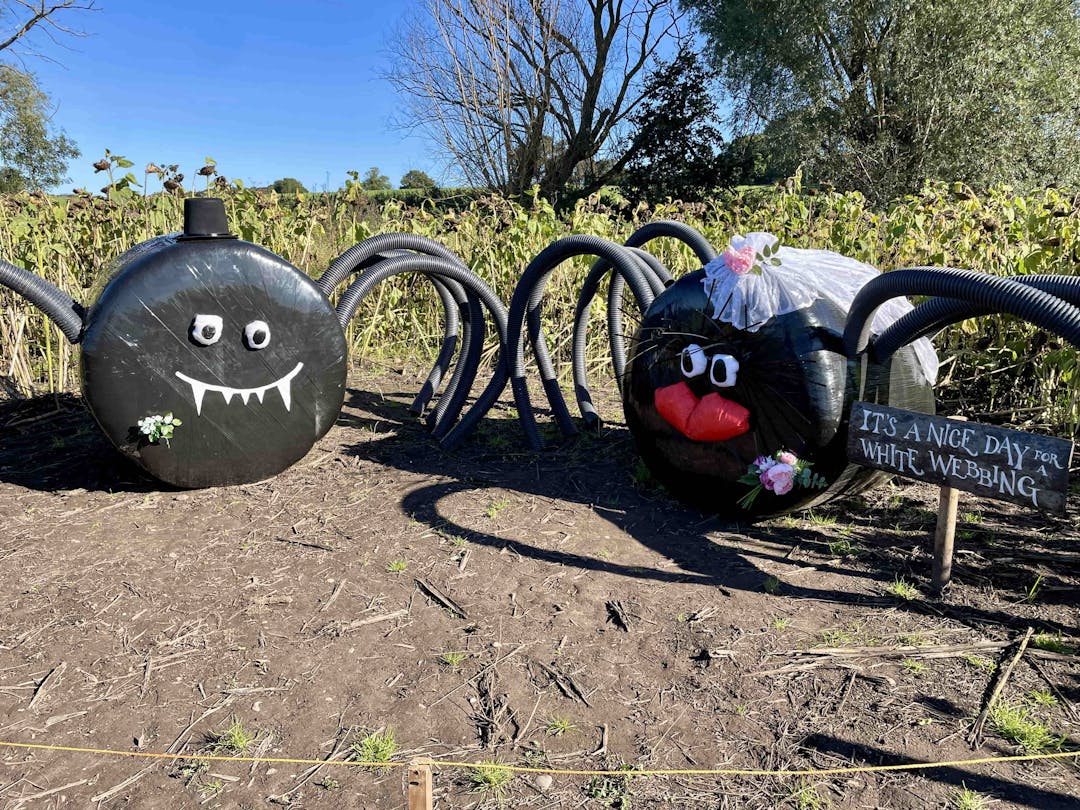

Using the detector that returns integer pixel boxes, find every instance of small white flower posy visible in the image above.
[137,413,182,447]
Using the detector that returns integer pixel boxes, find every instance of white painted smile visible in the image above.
[175,362,304,416]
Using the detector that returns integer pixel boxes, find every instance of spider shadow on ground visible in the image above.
[338,386,1080,639]
[1,388,1075,640]
[341,387,1080,809]
[0,393,161,493]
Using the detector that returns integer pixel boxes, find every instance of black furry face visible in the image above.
[623,270,927,518]
[80,237,347,488]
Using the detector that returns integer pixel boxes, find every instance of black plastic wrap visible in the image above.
[623,270,934,519]
[79,236,347,488]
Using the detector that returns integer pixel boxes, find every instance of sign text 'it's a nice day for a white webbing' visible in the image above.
[847,402,1074,515]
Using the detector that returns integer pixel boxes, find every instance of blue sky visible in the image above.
[24,0,439,193]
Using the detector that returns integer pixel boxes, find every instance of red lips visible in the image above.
[655,381,750,442]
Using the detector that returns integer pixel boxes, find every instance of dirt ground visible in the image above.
[0,367,1077,809]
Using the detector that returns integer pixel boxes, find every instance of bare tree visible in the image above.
[0,1,97,60]
[388,0,686,201]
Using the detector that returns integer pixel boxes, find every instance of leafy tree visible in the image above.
[684,0,1080,200]
[0,2,96,190]
[387,0,686,202]
[621,49,730,203]
[0,163,24,192]
[0,65,78,189]
[271,177,307,194]
[361,166,391,191]
[721,133,779,187]
[400,169,436,191]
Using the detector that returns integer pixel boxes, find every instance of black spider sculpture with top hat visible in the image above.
[0,197,508,488]
[77,200,348,488]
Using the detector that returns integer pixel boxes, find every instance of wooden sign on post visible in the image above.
[848,402,1074,593]
[848,402,1074,515]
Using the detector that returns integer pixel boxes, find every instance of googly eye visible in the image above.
[709,354,739,388]
[680,344,707,378]
[190,314,223,346]
[244,320,271,350]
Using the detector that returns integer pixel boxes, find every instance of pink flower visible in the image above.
[722,245,757,276]
[761,463,796,495]
[777,450,798,466]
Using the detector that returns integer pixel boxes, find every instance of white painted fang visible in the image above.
[190,380,207,415]
[175,362,304,415]
[276,378,292,411]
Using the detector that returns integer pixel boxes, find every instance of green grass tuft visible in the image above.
[885,577,919,600]
[988,704,1062,753]
[1030,633,1075,655]
[211,718,255,754]
[468,761,513,797]
[438,650,468,669]
[951,783,989,810]
[901,658,927,675]
[806,510,837,527]
[827,539,858,557]
[484,498,511,519]
[352,728,399,763]
[788,779,828,809]
[1027,689,1058,708]
[545,715,577,736]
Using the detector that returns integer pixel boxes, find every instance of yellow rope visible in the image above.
[0,740,1077,777]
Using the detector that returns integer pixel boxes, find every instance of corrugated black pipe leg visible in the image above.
[320,234,473,415]
[438,356,509,451]
[605,252,668,388]
[623,220,718,265]
[572,222,716,432]
[0,257,84,343]
[869,274,1080,364]
[844,269,1080,368]
[429,291,485,439]
[334,253,509,445]
[319,233,466,295]
[507,235,657,450]
[521,250,665,437]
[525,302,577,438]
[410,276,460,415]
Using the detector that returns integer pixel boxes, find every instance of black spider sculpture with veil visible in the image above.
[457,224,1080,519]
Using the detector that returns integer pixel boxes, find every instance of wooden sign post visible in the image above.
[933,460,960,593]
[848,402,1074,592]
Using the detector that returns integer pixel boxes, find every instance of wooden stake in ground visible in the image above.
[932,415,966,595]
[933,481,959,594]
[407,760,433,810]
